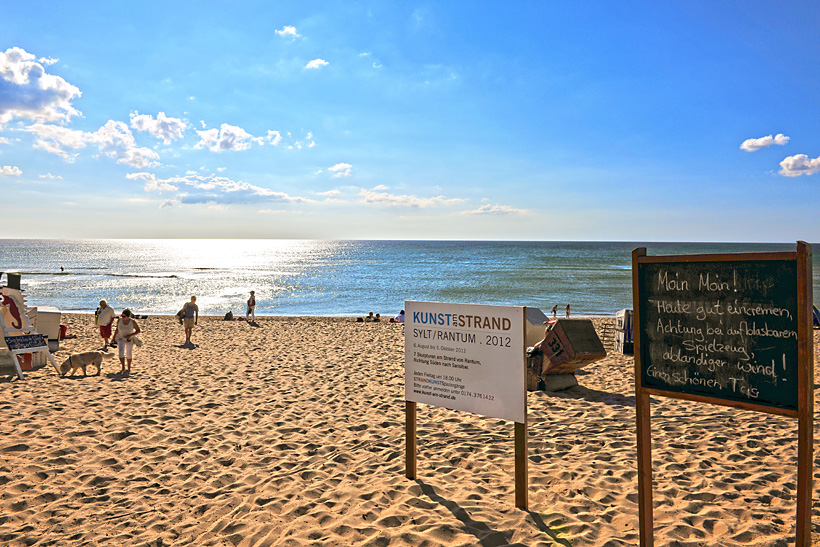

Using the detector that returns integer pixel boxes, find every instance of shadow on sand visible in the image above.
[105,371,132,381]
[173,342,199,350]
[415,479,571,546]
[532,380,636,408]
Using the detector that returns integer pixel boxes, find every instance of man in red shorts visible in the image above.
[95,300,116,349]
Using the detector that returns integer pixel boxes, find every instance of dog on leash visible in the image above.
[59,350,113,377]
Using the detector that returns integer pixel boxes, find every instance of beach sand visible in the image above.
[1,314,819,546]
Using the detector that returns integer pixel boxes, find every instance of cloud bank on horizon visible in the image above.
[1,2,819,241]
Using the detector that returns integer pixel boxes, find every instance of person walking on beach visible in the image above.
[246,290,256,322]
[182,296,199,345]
[112,309,140,375]
[95,299,116,349]
[551,305,558,318]
[566,304,571,318]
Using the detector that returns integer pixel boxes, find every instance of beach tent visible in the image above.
[813,305,820,328]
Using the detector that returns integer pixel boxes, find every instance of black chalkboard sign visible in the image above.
[633,243,814,547]
[637,257,799,410]
[4,334,48,351]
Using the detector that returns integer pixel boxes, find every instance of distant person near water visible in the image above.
[365,311,375,322]
[182,296,199,345]
[112,308,140,375]
[551,305,558,318]
[246,290,256,322]
[389,310,405,323]
[95,299,116,349]
[566,304,571,318]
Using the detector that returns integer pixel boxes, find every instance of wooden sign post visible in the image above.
[632,242,813,546]
[404,301,528,509]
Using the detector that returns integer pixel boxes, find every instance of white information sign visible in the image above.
[404,301,526,423]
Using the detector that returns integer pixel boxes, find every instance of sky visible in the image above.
[1,0,819,241]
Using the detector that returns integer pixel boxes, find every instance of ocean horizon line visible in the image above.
[3,237,819,247]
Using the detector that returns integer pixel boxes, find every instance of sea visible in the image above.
[1,239,817,318]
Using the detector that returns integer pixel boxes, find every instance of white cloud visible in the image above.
[195,123,254,152]
[305,59,329,70]
[160,199,177,208]
[286,131,315,150]
[314,189,341,197]
[359,52,382,68]
[358,188,464,208]
[373,184,388,191]
[253,129,282,146]
[130,111,187,144]
[0,47,81,128]
[126,172,180,192]
[39,172,62,179]
[276,26,301,38]
[267,130,283,146]
[128,171,314,205]
[462,204,528,215]
[24,123,87,161]
[329,163,352,177]
[0,137,10,144]
[1,165,22,175]
[25,120,159,167]
[740,133,790,152]
[779,154,820,177]
[91,120,160,168]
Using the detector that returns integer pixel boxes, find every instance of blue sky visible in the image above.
[1,1,818,241]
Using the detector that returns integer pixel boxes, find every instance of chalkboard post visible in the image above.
[795,242,813,546]
[633,242,813,547]
[632,247,654,546]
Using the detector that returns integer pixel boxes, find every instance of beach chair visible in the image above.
[0,287,60,379]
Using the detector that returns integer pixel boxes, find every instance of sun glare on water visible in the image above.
[134,239,334,270]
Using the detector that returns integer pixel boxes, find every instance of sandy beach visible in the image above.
[1,314,819,546]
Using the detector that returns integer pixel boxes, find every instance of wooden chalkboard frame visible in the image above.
[632,241,814,547]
